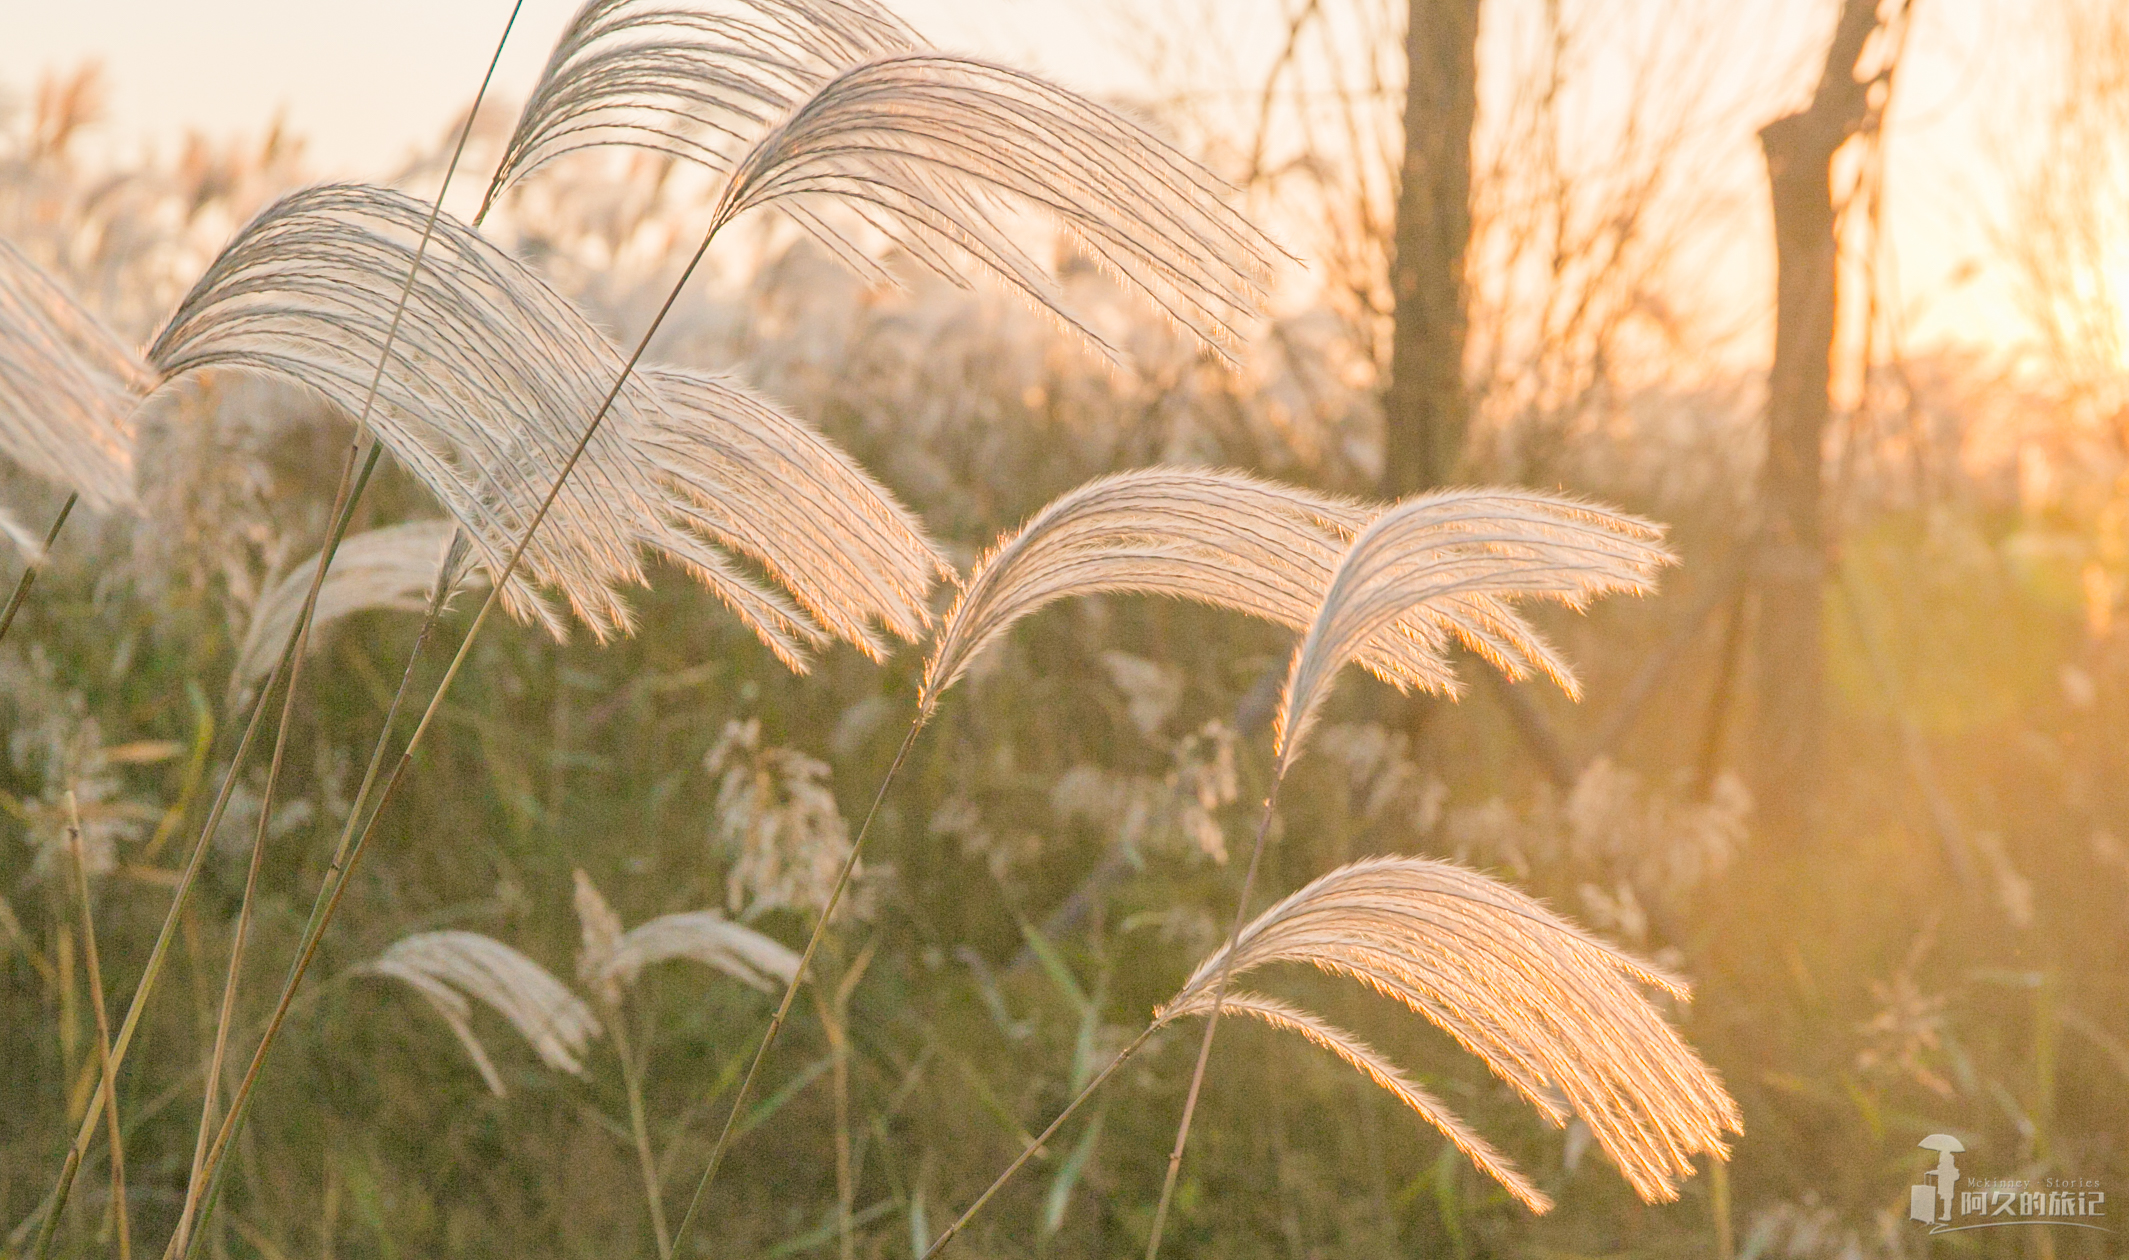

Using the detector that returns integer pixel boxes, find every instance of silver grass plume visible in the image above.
[0,239,146,512]
[484,0,919,217]
[574,868,801,1003]
[643,366,947,658]
[0,505,51,562]
[362,929,602,1095]
[601,911,801,994]
[1154,855,1740,1209]
[146,183,941,663]
[490,3,1278,362]
[231,520,476,692]
[920,471,1636,718]
[1274,491,1672,777]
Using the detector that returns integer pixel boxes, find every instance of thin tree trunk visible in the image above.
[1383,0,1482,497]
[1752,0,1882,844]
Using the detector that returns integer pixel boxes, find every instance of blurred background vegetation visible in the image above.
[2,0,2127,1256]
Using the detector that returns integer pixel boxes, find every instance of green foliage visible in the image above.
[1,36,2126,1260]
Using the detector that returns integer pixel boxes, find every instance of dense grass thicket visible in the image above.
[1,11,2125,1257]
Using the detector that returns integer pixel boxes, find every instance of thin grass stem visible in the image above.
[34,10,526,1253]
[1142,781,1284,1260]
[166,672,297,1256]
[168,441,396,1253]
[182,161,729,1247]
[919,1024,1158,1258]
[669,720,922,1254]
[609,1009,675,1260]
[65,792,130,1260]
[0,492,75,646]
[34,567,298,1260]
[173,586,450,1260]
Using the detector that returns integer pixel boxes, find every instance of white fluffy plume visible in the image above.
[921,469,1372,713]
[643,366,947,659]
[146,183,942,664]
[920,472,1660,720]
[362,929,602,1096]
[573,868,801,1004]
[1273,491,1672,775]
[485,0,920,215]
[232,520,472,690]
[0,239,146,511]
[492,2,1279,362]
[1155,856,1739,1211]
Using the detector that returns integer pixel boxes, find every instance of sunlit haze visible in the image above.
[0,0,2056,364]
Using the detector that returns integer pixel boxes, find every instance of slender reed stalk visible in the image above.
[811,938,874,1260]
[607,1009,674,1260]
[64,792,130,1260]
[171,583,451,1260]
[180,174,739,1251]
[0,491,74,645]
[168,651,305,1258]
[674,469,1393,1250]
[34,585,293,1259]
[918,1025,1158,1258]
[171,448,400,1254]
[806,983,854,1260]
[669,722,920,1252]
[1142,785,1281,1260]
[34,11,525,1255]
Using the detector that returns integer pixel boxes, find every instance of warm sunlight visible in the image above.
[1,2,2122,1258]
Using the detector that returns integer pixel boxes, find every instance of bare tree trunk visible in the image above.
[1383,0,1482,496]
[1752,0,1883,844]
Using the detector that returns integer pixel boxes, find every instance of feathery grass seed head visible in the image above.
[0,239,146,511]
[1155,855,1739,1208]
[1273,491,1673,775]
[362,930,602,1095]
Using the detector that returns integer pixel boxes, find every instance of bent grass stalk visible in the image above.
[670,468,1383,1251]
[167,445,395,1256]
[917,1025,1159,1258]
[1141,786,1282,1260]
[668,722,919,1251]
[31,479,335,1260]
[65,792,130,1260]
[179,193,736,1254]
[0,490,75,646]
[606,1005,674,1260]
[31,9,527,1256]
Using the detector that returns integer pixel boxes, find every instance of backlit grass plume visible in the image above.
[918,852,1739,1254]
[0,239,146,513]
[1273,492,1673,775]
[489,2,1278,362]
[573,868,801,1003]
[921,470,1373,712]
[483,0,919,217]
[643,366,947,658]
[232,520,472,691]
[921,474,1667,719]
[1154,855,1740,1209]
[361,929,602,1096]
[1141,489,1674,1260]
[145,182,942,661]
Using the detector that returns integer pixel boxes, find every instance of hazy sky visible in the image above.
[0,1,1120,175]
[0,0,2060,360]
